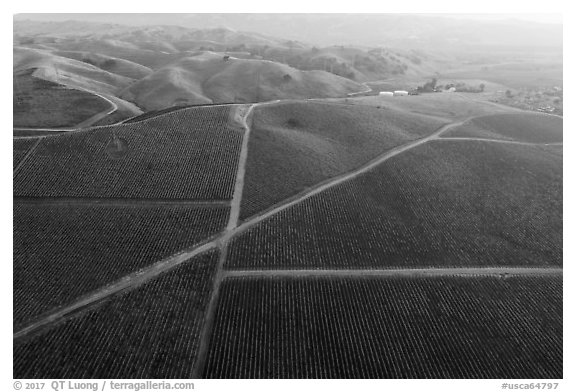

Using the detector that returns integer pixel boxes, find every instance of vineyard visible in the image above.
[445,113,563,143]
[14,250,219,379]
[203,275,562,378]
[13,137,38,169]
[240,101,447,219]
[13,203,228,329]
[228,141,562,270]
[14,105,243,200]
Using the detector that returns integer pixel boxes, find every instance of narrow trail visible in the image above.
[13,98,563,345]
[345,82,373,97]
[436,137,563,147]
[223,267,563,279]
[73,88,118,128]
[13,196,230,209]
[13,138,42,178]
[226,105,256,230]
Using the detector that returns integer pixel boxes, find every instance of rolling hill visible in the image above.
[120,53,365,110]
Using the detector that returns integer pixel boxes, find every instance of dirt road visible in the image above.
[223,267,562,278]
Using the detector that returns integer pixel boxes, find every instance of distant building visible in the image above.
[379,91,394,97]
[393,90,409,96]
[447,87,456,93]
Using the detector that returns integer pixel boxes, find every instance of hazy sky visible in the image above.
[13,13,562,48]
[14,13,562,25]
[440,13,562,24]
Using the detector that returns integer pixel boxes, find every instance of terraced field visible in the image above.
[14,250,218,379]
[240,101,448,219]
[445,112,563,143]
[203,275,562,378]
[14,203,228,329]
[14,105,243,200]
[228,141,562,270]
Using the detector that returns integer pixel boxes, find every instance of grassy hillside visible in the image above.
[445,112,562,143]
[260,45,447,82]
[13,69,112,128]
[120,53,365,110]
[240,102,448,219]
[14,46,134,95]
[229,141,562,269]
[38,38,183,69]
[54,50,153,79]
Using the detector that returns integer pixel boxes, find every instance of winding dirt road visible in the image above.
[438,137,563,146]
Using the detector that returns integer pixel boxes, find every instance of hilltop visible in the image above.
[121,53,364,109]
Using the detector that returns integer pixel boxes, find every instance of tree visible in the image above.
[505,90,513,98]
[417,78,438,93]
[479,83,485,92]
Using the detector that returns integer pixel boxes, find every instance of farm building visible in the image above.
[447,87,456,93]
[379,91,394,97]
[393,90,409,96]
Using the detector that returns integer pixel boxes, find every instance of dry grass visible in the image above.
[13,70,111,128]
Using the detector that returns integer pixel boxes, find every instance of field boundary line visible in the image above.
[223,267,563,279]
[192,104,256,378]
[13,138,42,178]
[436,137,562,146]
[73,87,118,128]
[13,241,218,341]
[13,196,231,209]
